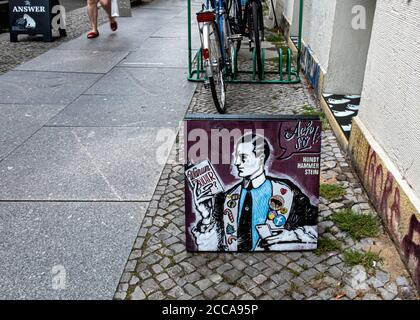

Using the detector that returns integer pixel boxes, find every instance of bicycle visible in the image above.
[228,0,265,80]
[196,0,241,114]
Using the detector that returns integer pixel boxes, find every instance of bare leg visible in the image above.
[99,0,115,23]
[87,0,99,33]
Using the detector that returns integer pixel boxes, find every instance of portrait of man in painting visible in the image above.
[186,131,318,252]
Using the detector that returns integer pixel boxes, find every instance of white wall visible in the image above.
[358,0,420,196]
[268,0,285,29]
[324,0,376,95]
[281,0,301,37]
[283,0,294,24]
[290,0,301,37]
[301,0,337,71]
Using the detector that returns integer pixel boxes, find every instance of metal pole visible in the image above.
[233,48,238,80]
[197,49,201,80]
[297,0,303,72]
[262,48,265,80]
[252,48,256,81]
[279,48,283,80]
[188,0,192,78]
[270,0,279,28]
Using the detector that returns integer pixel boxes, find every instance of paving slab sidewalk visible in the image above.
[0,0,198,299]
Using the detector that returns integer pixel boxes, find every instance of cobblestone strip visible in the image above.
[115,69,418,299]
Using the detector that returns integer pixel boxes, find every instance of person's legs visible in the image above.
[87,0,99,33]
[99,0,115,23]
[99,0,118,31]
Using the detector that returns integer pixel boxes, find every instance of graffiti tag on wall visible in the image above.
[301,45,320,90]
[363,146,420,289]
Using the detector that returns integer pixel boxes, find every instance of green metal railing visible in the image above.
[187,0,304,84]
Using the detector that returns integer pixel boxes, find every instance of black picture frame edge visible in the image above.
[184,114,321,121]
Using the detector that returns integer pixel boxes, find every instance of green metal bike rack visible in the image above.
[187,0,304,84]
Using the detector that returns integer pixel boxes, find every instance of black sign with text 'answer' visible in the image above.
[9,0,66,42]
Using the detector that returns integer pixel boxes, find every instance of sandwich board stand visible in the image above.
[0,1,8,31]
[111,0,132,18]
[116,0,132,17]
[9,0,66,42]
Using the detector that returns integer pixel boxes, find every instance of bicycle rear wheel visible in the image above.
[251,1,262,80]
[229,0,242,51]
[207,21,227,114]
[222,10,238,78]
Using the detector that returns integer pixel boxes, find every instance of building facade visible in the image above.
[270,0,420,291]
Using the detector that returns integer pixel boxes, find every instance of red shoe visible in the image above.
[87,31,99,39]
[110,20,118,32]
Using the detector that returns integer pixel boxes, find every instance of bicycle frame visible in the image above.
[199,0,226,70]
[227,0,261,36]
[245,0,263,37]
[214,0,226,62]
[188,0,304,84]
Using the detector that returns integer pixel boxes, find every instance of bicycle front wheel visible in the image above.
[207,21,227,114]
